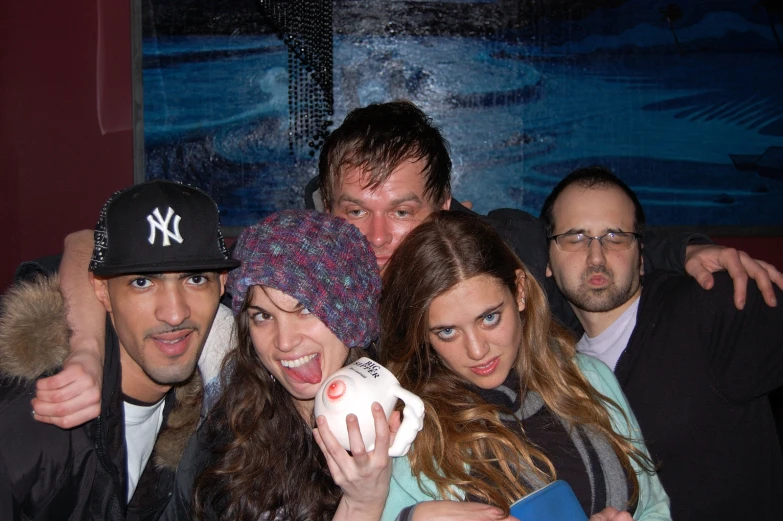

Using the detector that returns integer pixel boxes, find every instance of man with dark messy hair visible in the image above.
[317,100,452,213]
[543,166,783,521]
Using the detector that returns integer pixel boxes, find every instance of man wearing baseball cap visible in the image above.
[0,180,239,520]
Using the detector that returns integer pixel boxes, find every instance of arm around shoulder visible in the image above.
[642,230,710,275]
[59,230,105,357]
[31,230,105,428]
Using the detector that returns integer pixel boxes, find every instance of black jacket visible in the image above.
[0,276,202,521]
[615,271,783,521]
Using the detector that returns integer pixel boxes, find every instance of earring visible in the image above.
[269,373,276,382]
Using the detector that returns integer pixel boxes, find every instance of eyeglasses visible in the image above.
[548,231,643,252]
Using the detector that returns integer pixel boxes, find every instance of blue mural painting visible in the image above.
[138,0,783,229]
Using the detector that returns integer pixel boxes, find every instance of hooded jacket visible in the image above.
[0,275,202,521]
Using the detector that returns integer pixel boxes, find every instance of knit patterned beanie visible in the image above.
[227,210,381,348]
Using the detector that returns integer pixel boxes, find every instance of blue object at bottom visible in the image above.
[509,480,588,521]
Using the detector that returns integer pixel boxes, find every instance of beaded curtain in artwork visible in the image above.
[259,0,334,157]
[137,0,783,231]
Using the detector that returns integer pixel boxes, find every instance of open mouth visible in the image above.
[151,330,194,357]
[281,353,322,384]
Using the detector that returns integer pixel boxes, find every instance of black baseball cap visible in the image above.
[89,180,241,276]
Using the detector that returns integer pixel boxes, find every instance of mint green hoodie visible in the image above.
[381,354,671,521]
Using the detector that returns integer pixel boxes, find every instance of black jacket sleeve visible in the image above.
[642,231,711,275]
[0,378,79,519]
[697,272,783,402]
[14,254,62,283]
[0,452,11,519]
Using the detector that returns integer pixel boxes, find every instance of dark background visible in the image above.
[1,0,782,292]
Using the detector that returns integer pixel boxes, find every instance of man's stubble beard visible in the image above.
[562,265,641,313]
[143,356,200,387]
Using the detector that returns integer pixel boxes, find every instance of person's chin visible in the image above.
[275,372,323,401]
[280,380,320,401]
[147,359,199,386]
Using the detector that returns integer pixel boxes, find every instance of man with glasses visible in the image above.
[541,166,783,521]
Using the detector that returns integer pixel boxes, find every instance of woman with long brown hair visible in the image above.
[379,211,669,521]
[164,210,397,521]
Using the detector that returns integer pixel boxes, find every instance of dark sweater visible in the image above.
[614,271,783,521]
[473,372,627,517]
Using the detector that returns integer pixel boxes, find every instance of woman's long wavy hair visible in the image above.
[193,287,366,521]
[379,211,651,514]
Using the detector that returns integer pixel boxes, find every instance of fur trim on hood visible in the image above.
[155,369,202,470]
[0,274,202,470]
[0,275,71,381]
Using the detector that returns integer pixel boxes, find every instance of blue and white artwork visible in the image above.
[139,0,783,230]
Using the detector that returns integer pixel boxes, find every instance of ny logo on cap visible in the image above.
[147,207,184,246]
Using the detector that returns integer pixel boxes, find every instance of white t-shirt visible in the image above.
[124,397,166,501]
[576,296,640,371]
[121,304,236,500]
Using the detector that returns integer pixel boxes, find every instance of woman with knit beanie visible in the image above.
[378,212,671,521]
[165,210,393,521]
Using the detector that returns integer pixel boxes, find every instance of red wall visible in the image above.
[715,237,783,277]
[0,0,133,292]
[0,2,780,293]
